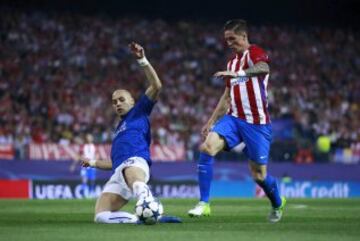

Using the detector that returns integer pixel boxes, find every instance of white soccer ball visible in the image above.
[135,196,163,225]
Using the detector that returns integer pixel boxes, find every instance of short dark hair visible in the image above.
[223,19,248,34]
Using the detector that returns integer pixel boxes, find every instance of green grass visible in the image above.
[0,199,360,241]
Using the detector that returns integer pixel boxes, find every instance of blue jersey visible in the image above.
[111,94,155,172]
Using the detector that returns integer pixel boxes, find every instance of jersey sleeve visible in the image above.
[249,45,270,64]
[135,94,156,116]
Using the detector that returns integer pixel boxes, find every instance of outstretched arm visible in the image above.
[129,42,162,101]
[242,61,269,76]
[214,61,270,78]
[81,156,112,170]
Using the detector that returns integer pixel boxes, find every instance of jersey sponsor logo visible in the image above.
[280,182,350,198]
[230,76,248,86]
[113,121,127,138]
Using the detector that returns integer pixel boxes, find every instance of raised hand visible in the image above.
[79,156,91,167]
[129,42,145,59]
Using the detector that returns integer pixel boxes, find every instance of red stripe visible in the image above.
[246,81,260,124]
[244,55,260,124]
[233,57,245,119]
[233,85,245,119]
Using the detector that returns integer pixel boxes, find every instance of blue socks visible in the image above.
[256,175,282,208]
[197,152,214,203]
[197,151,281,208]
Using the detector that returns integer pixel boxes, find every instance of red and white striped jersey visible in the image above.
[83,143,96,159]
[226,45,270,124]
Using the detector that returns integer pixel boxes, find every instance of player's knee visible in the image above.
[253,176,266,184]
[249,169,265,182]
[123,167,146,187]
[249,162,267,182]
[252,172,266,182]
[200,142,217,156]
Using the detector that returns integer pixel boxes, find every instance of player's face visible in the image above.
[112,90,135,116]
[224,30,248,53]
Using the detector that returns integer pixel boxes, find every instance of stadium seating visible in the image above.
[0,11,359,162]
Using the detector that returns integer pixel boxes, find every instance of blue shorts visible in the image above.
[211,115,272,164]
[80,167,96,181]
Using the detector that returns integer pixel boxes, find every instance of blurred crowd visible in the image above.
[0,10,359,161]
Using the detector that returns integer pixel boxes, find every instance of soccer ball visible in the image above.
[135,196,164,225]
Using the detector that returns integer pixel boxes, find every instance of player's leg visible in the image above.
[94,192,138,223]
[87,168,96,198]
[123,158,184,224]
[248,162,282,208]
[248,162,285,222]
[198,132,225,201]
[123,165,153,200]
[240,121,285,222]
[93,158,150,224]
[188,132,225,217]
[189,115,241,217]
[198,132,226,202]
[80,167,89,198]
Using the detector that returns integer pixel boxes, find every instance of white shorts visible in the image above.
[102,157,150,200]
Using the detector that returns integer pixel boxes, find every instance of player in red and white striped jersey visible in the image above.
[224,43,270,124]
[188,19,286,222]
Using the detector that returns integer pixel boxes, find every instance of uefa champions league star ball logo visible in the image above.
[135,196,164,225]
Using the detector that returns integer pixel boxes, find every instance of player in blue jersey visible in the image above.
[80,42,163,224]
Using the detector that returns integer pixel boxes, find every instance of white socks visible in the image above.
[94,211,138,224]
[94,182,153,224]
[132,181,153,200]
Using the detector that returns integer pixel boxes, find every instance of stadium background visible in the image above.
[0,0,360,200]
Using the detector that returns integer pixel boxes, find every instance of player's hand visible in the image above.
[201,124,211,140]
[79,156,91,167]
[129,42,145,59]
[214,71,238,78]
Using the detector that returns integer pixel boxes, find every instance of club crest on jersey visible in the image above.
[113,121,127,138]
[230,76,249,85]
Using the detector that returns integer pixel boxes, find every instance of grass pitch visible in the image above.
[0,198,359,241]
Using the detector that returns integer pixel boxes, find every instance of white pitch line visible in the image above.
[292,204,308,209]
